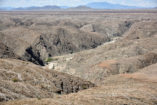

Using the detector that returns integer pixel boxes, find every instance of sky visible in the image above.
[0,0,157,8]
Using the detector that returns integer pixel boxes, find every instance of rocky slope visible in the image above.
[0,59,94,102]
[1,11,155,65]
[0,42,18,59]
[46,21,157,84]
[2,63,157,105]
[0,13,132,65]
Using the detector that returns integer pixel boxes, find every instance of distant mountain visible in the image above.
[60,6,69,9]
[14,5,61,10]
[0,7,14,11]
[86,2,143,9]
[68,6,92,10]
[0,2,149,11]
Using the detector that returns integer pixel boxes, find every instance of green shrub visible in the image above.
[12,78,19,82]
[37,96,41,100]
[82,84,88,89]
[45,58,53,62]
[45,57,58,63]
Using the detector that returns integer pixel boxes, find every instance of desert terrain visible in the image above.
[0,10,157,105]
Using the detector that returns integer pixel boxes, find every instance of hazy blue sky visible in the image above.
[0,0,157,8]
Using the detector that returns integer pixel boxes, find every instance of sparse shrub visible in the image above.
[81,84,88,89]
[12,78,19,82]
[37,96,41,100]
[45,58,53,62]
[45,57,58,63]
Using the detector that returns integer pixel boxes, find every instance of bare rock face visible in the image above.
[0,59,95,102]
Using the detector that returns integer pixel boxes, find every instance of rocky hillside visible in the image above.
[2,63,157,105]
[46,21,157,84]
[0,42,18,59]
[0,12,140,65]
[0,59,94,102]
